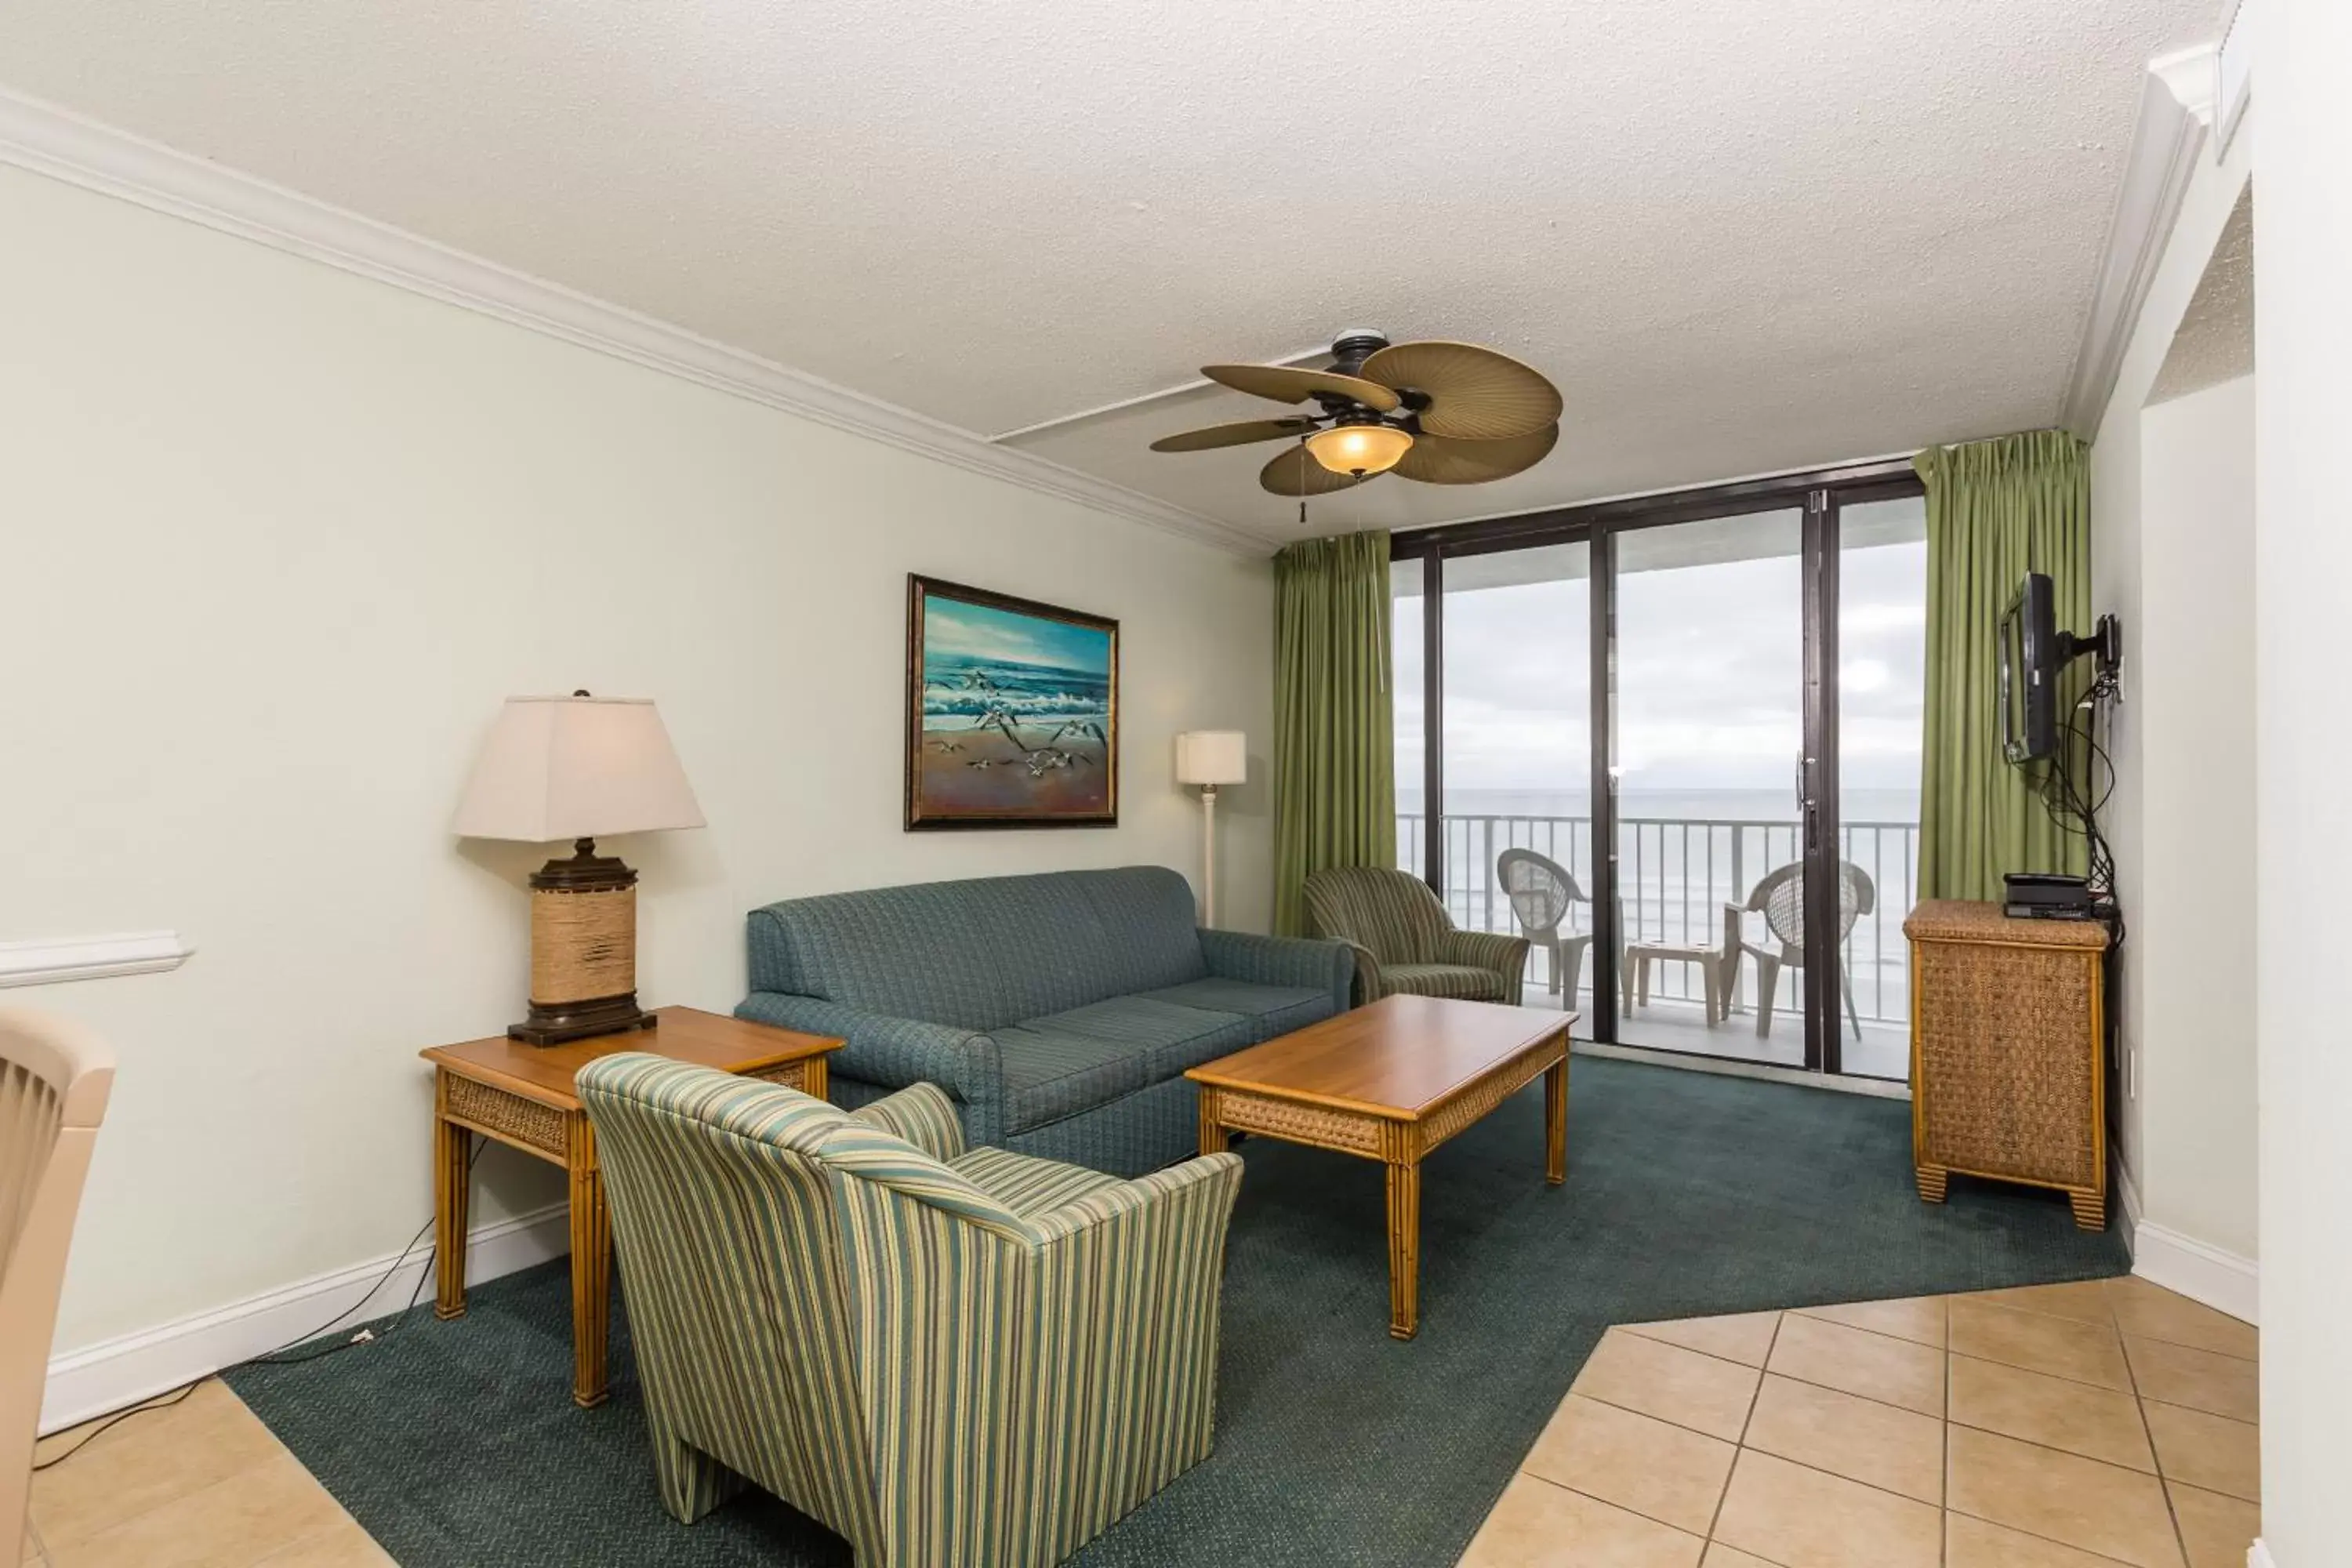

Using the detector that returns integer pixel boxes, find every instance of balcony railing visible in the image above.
[1397,812,1919,1025]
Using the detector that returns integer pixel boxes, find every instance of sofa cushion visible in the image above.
[947,1145,1121,1217]
[996,997,1252,1129]
[1381,962,1512,1001]
[990,1027,1146,1134]
[1136,978,1333,1045]
[745,866,1210,1029]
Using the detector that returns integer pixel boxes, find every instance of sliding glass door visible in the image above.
[1832,496,1929,1078]
[1439,544,1595,1029]
[1391,465,1925,1080]
[1613,511,1806,1063]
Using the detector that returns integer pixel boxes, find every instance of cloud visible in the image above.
[1392,536,1926,794]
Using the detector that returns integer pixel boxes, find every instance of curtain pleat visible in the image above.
[1915,430,2092,902]
[1272,530,1396,935]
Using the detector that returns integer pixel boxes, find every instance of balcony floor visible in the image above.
[1517,986,1910,1082]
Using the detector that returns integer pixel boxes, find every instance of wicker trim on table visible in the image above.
[445,1074,568,1158]
[749,1061,812,1092]
[1207,1093,1386,1156]
[1419,1036,1566,1152]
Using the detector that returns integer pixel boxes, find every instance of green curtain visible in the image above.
[1915,430,2090,901]
[1272,530,1396,936]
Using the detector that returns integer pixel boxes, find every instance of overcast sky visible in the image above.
[1395,525,1926,804]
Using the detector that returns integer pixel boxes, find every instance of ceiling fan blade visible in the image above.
[1149,417,1320,453]
[1359,341,1563,439]
[1203,364,1402,412]
[1392,425,1560,485]
[1259,445,1385,497]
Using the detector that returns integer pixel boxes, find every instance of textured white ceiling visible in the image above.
[0,1,2215,543]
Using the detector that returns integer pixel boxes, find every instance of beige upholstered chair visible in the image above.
[1303,866,1530,1006]
[578,1056,1243,1567]
[2,1010,115,1561]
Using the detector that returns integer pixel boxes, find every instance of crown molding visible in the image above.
[2216,0,2255,158]
[2059,45,2219,436]
[0,89,1266,559]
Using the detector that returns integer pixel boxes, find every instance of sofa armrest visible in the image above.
[1440,929,1531,992]
[848,1081,967,1162]
[735,993,1005,1140]
[1199,928,1356,1011]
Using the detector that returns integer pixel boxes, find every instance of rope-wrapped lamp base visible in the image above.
[511,838,656,1046]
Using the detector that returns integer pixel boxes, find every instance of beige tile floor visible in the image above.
[20,1379,392,1568]
[1459,1276,2260,1568]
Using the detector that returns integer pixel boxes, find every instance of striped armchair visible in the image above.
[576,1055,1244,1568]
[1303,866,1530,1006]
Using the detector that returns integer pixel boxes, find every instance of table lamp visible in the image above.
[453,692,705,1044]
[1175,731,1247,927]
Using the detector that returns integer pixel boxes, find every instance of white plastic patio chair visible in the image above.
[1497,848,1593,1004]
[1722,861,1876,1039]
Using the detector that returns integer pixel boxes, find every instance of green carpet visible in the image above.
[226,1056,2125,1565]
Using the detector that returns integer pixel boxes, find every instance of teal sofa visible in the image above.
[738,866,1353,1175]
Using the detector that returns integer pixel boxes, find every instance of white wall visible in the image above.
[0,162,1275,1366]
[2132,376,2256,1263]
[2252,2,2352,1559]
[2086,121,2258,1308]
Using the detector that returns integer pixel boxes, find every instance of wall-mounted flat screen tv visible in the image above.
[2001,572,2059,763]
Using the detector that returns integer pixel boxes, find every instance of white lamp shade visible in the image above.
[453,695,706,843]
[1175,731,1247,787]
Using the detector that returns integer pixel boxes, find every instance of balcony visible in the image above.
[1399,811,1915,1080]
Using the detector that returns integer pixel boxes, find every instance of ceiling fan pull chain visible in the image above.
[1298,433,1309,529]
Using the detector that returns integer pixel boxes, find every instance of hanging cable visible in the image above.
[34,1138,485,1470]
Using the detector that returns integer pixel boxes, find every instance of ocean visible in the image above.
[1396,785,1922,824]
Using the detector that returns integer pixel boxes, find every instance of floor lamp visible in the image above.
[1176,731,1246,927]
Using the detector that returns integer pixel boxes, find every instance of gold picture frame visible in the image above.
[905,575,1119,830]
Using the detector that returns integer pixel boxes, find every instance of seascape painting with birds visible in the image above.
[906,575,1118,828]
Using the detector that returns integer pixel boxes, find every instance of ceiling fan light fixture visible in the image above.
[1305,423,1414,477]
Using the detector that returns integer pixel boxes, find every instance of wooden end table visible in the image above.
[421,1004,841,1406]
[1186,994,1573,1340]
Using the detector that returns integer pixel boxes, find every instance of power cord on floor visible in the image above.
[28,1381,204,1472]
[33,1137,484,1472]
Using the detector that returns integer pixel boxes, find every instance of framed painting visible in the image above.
[906,575,1119,829]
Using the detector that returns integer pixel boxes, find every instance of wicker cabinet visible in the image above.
[1904,899,2110,1231]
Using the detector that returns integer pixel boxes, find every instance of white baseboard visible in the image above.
[2115,1161,2143,1252]
[1570,1040,1911,1101]
[2249,1540,2275,1568]
[40,1202,569,1436]
[2131,1219,2259,1327]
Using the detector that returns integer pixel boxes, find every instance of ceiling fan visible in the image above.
[1149,331,1563,496]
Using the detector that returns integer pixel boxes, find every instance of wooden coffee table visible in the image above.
[1187,994,1573,1340]
[421,1005,840,1406]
